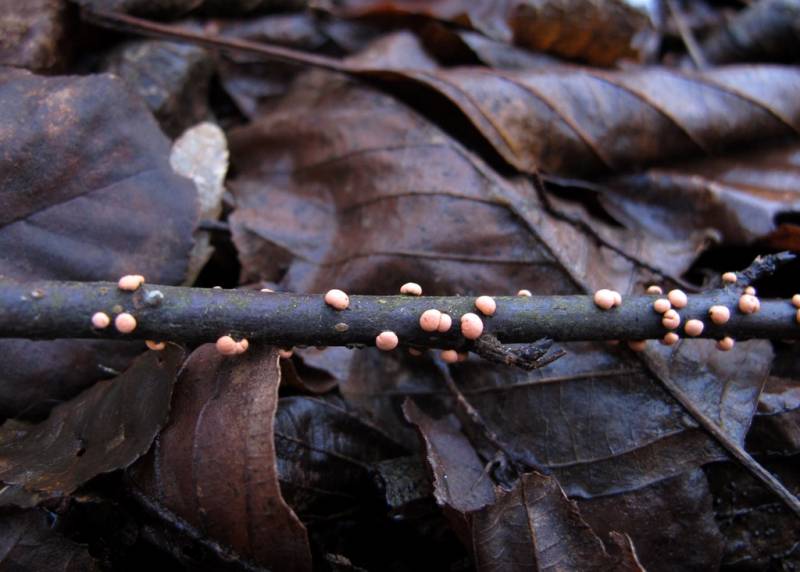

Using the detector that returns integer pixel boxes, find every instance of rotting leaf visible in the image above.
[229,70,701,295]
[577,469,725,571]
[402,399,495,543]
[0,0,67,71]
[373,64,800,177]
[274,396,406,522]
[128,344,313,572]
[589,142,800,246]
[404,399,723,571]
[471,472,645,571]
[0,509,100,571]
[280,347,355,395]
[0,345,184,508]
[707,458,800,570]
[323,0,657,66]
[0,68,198,419]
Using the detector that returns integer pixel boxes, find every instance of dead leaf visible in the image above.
[577,469,725,571]
[229,70,700,295]
[0,345,184,508]
[274,395,406,522]
[376,64,800,177]
[128,344,313,571]
[280,347,355,394]
[324,0,657,66]
[708,459,800,570]
[0,68,198,419]
[0,509,100,570]
[0,0,67,71]
[593,142,800,245]
[471,472,644,571]
[701,0,800,65]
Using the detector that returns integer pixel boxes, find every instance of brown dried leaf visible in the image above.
[128,344,313,571]
[0,345,184,508]
[701,0,800,65]
[708,459,800,570]
[229,71,699,295]
[325,0,656,65]
[280,347,355,394]
[595,143,800,245]
[471,472,644,571]
[404,400,724,571]
[0,68,198,419]
[381,64,800,177]
[274,396,406,521]
[577,469,725,571]
[0,0,67,71]
[0,509,100,571]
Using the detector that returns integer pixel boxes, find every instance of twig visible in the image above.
[1,279,798,346]
[666,0,709,69]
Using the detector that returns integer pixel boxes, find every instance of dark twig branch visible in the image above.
[0,279,798,347]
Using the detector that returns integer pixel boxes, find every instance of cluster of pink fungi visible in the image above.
[593,271,785,353]
[92,272,800,360]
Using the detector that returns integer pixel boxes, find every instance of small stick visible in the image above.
[1,280,798,347]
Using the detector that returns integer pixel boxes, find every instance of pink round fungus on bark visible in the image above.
[437,313,452,333]
[324,289,349,310]
[738,294,759,314]
[400,282,422,296]
[708,305,731,325]
[653,299,671,314]
[216,335,238,355]
[593,289,616,310]
[420,309,442,332]
[441,349,459,363]
[661,332,679,346]
[145,340,165,351]
[722,272,737,285]
[627,340,647,352]
[685,319,704,337]
[668,289,688,309]
[376,331,399,351]
[517,289,532,297]
[460,313,484,340]
[646,285,663,295]
[91,312,110,329]
[118,275,145,291]
[114,312,137,334]
[716,337,735,351]
[661,309,681,330]
[475,296,497,316]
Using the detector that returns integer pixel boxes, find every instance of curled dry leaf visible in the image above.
[0,345,184,508]
[280,346,355,394]
[381,64,800,177]
[127,344,313,571]
[0,0,67,71]
[707,459,800,570]
[325,0,657,66]
[596,143,800,245]
[229,70,699,295]
[0,509,100,571]
[577,469,725,571]
[274,396,406,522]
[471,472,644,571]
[701,0,800,65]
[0,68,198,419]
[405,400,726,570]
